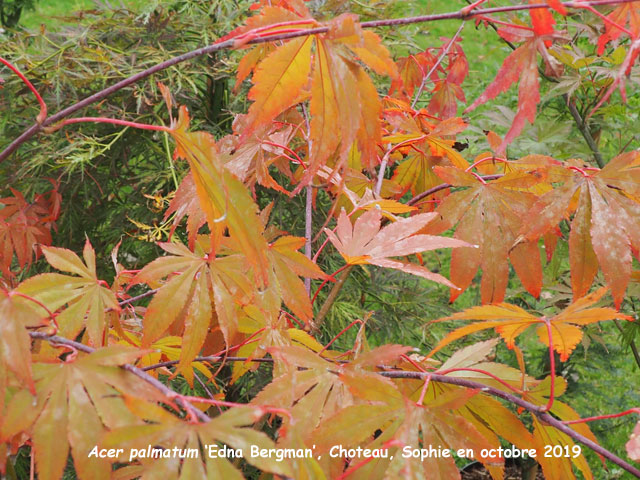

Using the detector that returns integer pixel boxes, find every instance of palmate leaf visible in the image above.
[325,208,470,288]
[424,167,544,304]
[17,240,118,346]
[521,153,640,307]
[132,241,253,383]
[102,399,293,480]
[0,184,60,280]
[24,346,163,480]
[385,109,470,172]
[596,3,640,54]
[464,27,548,153]
[0,290,48,393]
[428,287,632,361]
[237,8,397,185]
[309,361,502,479]
[164,172,206,250]
[252,345,365,440]
[268,235,327,322]
[169,106,271,287]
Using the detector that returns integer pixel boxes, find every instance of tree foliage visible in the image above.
[2,0,640,479]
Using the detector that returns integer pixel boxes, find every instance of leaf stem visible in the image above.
[319,318,363,354]
[563,407,640,425]
[312,264,353,332]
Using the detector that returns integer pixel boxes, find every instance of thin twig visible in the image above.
[2,0,638,162]
[301,104,314,294]
[118,288,158,307]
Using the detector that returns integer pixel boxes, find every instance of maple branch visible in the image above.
[379,370,640,478]
[406,174,503,206]
[301,104,314,294]
[3,0,638,163]
[0,55,47,123]
[135,350,640,477]
[28,332,211,423]
[141,356,275,371]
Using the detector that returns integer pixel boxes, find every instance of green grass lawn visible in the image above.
[20,0,145,29]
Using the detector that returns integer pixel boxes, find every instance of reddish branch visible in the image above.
[563,408,640,425]
[2,0,639,162]
[0,56,47,123]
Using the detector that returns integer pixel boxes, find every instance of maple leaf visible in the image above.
[385,106,470,171]
[389,50,438,99]
[428,287,632,361]
[243,34,314,139]
[26,346,163,480]
[465,30,546,153]
[236,11,397,188]
[103,399,293,480]
[596,3,640,54]
[520,153,640,307]
[252,345,362,441]
[325,208,471,288]
[305,354,504,479]
[132,241,253,383]
[424,167,544,303]
[0,184,60,280]
[169,106,271,286]
[0,290,48,393]
[17,240,119,346]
